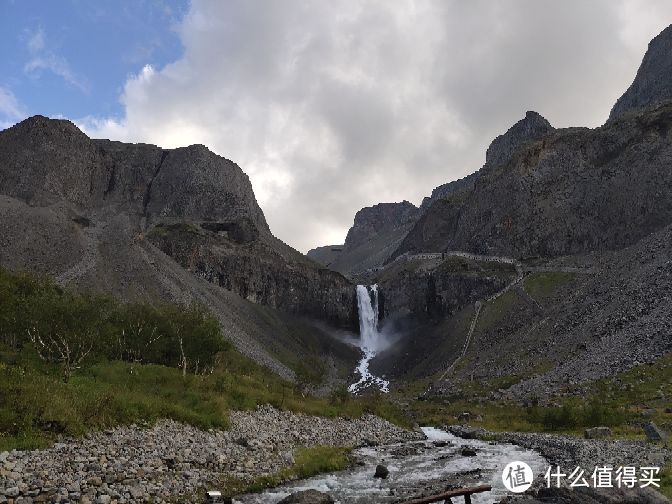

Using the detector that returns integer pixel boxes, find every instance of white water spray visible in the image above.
[348,285,390,393]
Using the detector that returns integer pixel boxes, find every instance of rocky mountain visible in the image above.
[305,244,344,268]
[609,24,672,121]
[0,116,359,380]
[321,24,672,395]
[309,201,420,275]
[392,103,672,259]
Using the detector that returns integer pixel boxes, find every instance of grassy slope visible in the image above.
[0,344,408,452]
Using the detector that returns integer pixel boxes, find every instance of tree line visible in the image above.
[0,268,229,382]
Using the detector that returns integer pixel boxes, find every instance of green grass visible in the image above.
[216,446,352,497]
[476,290,517,332]
[0,345,408,452]
[408,353,672,439]
[523,271,576,302]
[661,464,672,499]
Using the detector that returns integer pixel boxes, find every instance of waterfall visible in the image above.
[349,284,389,393]
[356,284,380,351]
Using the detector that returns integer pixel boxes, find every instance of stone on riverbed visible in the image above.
[277,489,335,503]
[460,447,477,457]
[584,427,611,439]
[374,464,389,479]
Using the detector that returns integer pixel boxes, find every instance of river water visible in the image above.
[235,427,547,504]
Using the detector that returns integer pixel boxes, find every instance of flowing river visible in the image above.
[235,427,547,503]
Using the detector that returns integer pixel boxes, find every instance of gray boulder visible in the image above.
[584,427,612,439]
[643,422,667,442]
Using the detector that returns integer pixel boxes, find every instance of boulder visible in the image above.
[460,447,477,457]
[457,412,471,422]
[584,427,612,439]
[643,422,667,442]
[277,489,335,504]
[374,464,390,479]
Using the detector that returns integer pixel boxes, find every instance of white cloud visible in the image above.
[83,1,672,252]
[0,87,26,120]
[24,28,89,93]
[0,87,26,129]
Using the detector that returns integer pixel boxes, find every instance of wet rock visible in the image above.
[374,464,389,479]
[277,489,335,504]
[460,447,477,457]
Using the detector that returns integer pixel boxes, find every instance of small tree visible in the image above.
[27,291,103,382]
[111,303,163,371]
[161,303,225,376]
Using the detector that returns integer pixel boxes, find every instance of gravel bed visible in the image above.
[0,406,421,503]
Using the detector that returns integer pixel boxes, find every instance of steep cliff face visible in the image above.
[343,201,418,249]
[306,245,344,267]
[395,104,672,258]
[147,224,356,327]
[0,117,358,376]
[419,172,478,211]
[319,201,420,275]
[609,25,672,121]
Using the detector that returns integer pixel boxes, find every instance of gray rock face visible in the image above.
[484,111,554,169]
[317,201,420,275]
[395,103,672,259]
[144,144,269,232]
[419,172,479,211]
[344,201,418,250]
[609,24,672,121]
[306,245,344,268]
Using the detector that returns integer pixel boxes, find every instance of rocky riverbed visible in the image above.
[447,425,671,503]
[0,406,421,503]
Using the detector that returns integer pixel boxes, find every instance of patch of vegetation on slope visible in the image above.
[523,271,577,303]
[405,352,671,438]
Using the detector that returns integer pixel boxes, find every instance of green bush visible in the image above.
[0,268,229,380]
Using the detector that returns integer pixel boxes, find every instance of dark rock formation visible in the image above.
[484,111,554,169]
[319,201,420,275]
[344,201,418,250]
[394,104,672,259]
[609,24,672,121]
[306,244,344,267]
[420,172,479,211]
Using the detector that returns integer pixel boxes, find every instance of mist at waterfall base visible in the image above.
[348,285,392,394]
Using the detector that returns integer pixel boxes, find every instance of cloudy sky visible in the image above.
[2,1,672,252]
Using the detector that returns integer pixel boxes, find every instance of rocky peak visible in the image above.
[344,201,418,249]
[485,111,554,168]
[0,115,104,207]
[0,115,269,233]
[609,24,672,121]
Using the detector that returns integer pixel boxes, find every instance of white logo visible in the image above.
[502,461,533,493]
